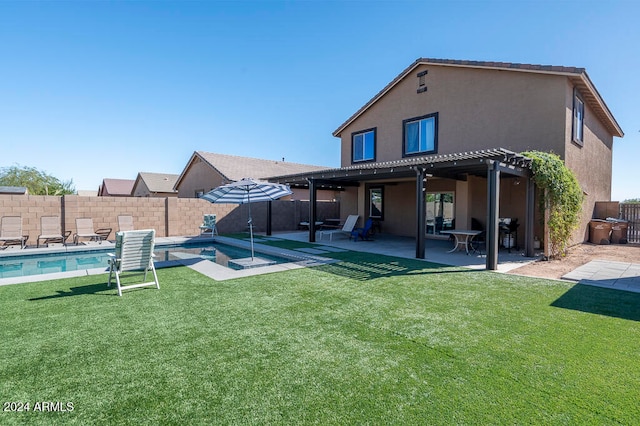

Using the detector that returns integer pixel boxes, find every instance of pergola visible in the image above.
[269,148,535,270]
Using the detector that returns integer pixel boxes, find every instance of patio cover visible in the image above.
[268,148,535,270]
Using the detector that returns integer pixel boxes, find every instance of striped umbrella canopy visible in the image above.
[201,178,292,205]
[201,178,292,259]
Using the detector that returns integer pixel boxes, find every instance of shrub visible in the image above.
[523,151,583,258]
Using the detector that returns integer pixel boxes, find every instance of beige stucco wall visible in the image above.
[562,80,614,244]
[383,181,416,236]
[176,157,227,198]
[132,180,151,197]
[340,65,567,166]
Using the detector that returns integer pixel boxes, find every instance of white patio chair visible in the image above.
[319,215,359,241]
[107,229,159,296]
[199,214,218,237]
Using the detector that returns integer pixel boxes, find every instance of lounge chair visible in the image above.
[319,215,359,241]
[118,215,135,232]
[74,218,103,244]
[199,214,218,237]
[350,218,374,241]
[0,216,27,249]
[37,216,70,247]
[107,229,159,296]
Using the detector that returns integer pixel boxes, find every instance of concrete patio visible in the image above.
[269,231,541,273]
[562,259,640,293]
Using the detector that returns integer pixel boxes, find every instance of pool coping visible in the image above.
[0,235,338,286]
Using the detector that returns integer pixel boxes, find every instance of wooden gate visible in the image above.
[620,203,640,243]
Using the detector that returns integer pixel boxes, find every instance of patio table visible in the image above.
[439,230,482,255]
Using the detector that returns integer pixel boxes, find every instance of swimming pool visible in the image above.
[0,242,290,280]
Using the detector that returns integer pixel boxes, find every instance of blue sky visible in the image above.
[1,1,638,200]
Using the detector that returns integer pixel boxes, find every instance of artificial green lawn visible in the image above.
[1,251,639,425]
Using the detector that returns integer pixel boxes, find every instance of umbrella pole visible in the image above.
[249,221,254,260]
[247,195,255,260]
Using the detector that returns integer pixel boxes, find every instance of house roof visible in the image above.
[174,151,331,189]
[0,186,28,195]
[135,172,179,194]
[269,148,532,188]
[99,178,135,196]
[333,58,624,138]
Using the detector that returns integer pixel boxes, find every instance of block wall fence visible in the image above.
[0,195,339,245]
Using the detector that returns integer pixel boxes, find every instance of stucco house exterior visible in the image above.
[132,172,179,198]
[269,58,623,268]
[97,178,135,197]
[174,151,337,200]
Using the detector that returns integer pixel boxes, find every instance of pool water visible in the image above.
[0,242,287,279]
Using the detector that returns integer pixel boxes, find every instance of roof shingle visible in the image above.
[100,178,135,196]
[195,151,330,182]
[137,172,179,193]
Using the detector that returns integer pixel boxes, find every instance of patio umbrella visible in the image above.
[201,178,292,260]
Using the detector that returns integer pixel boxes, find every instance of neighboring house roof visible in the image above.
[134,172,179,194]
[174,151,330,189]
[0,186,28,195]
[333,57,624,138]
[98,178,135,196]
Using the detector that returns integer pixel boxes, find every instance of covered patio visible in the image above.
[272,230,539,272]
[269,148,538,270]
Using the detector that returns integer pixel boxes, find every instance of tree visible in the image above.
[0,165,75,195]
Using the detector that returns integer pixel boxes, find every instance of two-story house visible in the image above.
[270,58,623,269]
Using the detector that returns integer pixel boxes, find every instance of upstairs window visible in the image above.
[403,113,438,156]
[572,90,584,146]
[352,128,376,163]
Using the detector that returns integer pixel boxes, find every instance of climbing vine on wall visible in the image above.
[522,150,584,259]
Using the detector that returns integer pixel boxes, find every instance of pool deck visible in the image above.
[0,235,341,286]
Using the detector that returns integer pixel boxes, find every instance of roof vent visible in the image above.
[417,70,428,93]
